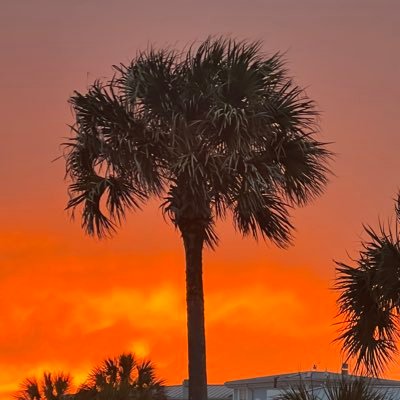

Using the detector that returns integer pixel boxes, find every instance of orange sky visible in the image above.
[1,0,400,397]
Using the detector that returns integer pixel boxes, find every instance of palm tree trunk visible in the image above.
[182,229,208,400]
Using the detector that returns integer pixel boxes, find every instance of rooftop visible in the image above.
[166,383,232,399]
[225,371,400,388]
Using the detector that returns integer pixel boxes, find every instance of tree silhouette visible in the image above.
[336,196,400,376]
[15,373,72,400]
[279,378,390,400]
[64,37,332,400]
[75,353,165,400]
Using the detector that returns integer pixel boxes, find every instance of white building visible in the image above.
[225,369,400,400]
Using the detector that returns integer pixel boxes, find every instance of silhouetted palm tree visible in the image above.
[75,353,165,400]
[64,37,332,400]
[279,378,390,400]
[335,197,400,376]
[15,372,72,400]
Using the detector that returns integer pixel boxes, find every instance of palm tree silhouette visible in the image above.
[336,197,400,376]
[75,353,165,400]
[64,37,332,400]
[15,373,72,400]
[279,378,390,400]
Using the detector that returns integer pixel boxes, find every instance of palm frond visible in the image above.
[230,174,294,247]
[119,352,136,384]
[136,360,158,387]
[64,37,332,248]
[115,48,180,119]
[324,378,390,400]
[135,360,166,400]
[64,81,165,237]
[42,373,56,400]
[276,136,333,205]
[15,378,41,400]
[335,224,400,376]
[53,373,72,397]
[279,378,391,400]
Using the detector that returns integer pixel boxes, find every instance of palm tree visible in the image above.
[15,372,72,400]
[335,197,400,376]
[75,352,165,400]
[279,378,391,400]
[64,37,332,400]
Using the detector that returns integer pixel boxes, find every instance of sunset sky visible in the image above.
[1,0,400,397]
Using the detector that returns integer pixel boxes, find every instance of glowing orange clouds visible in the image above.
[0,225,339,394]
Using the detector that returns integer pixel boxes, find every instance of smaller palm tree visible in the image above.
[335,196,400,376]
[15,373,72,400]
[75,352,166,400]
[279,378,390,400]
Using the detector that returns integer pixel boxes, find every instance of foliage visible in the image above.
[335,199,400,376]
[15,353,165,400]
[75,352,166,400]
[279,378,391,400]
[324,378,391,400]
[64,37,332,246]
[15,373,72,400]
[279,383,318,400]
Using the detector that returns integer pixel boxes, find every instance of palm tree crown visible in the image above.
[65,37,331,245]
[64,37,332,400]
[279,378,391,400]
[15,372,72,400]
[335,198,400,376]
[75,352,165,400]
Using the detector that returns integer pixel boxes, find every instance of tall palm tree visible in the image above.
[75,352,165,400]
[335,197,400,376]
[279,378,390,400]
[15,373,72,400]
[64,37,332,400]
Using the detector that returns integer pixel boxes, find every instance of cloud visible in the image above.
[0,228,338,396]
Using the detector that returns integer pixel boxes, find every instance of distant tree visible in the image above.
[335,196,400,376]
[279,378,390,400]
[75,352,165,400]
[15,372,72,400]
[64,37,332,400]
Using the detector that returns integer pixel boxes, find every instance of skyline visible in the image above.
[1,0,400,397]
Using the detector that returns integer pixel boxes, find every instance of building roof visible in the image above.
[166,384,233,399]
[225,371,400,388]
